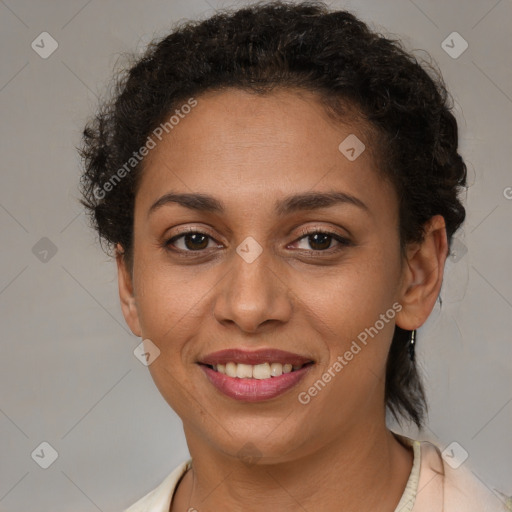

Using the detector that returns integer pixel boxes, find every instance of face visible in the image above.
[117,88,436,462]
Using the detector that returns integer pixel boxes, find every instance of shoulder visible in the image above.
[123,459,192,512]
[416,440,508,512]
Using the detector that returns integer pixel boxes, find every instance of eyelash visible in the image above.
[163,226,352,257]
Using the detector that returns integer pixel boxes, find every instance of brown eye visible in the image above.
[293,230,352,252]
[305,232,333,251]
[166,231,214,251]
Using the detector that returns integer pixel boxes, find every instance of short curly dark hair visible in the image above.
[79,0,467,429]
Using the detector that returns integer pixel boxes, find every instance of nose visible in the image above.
[213,246,293,334]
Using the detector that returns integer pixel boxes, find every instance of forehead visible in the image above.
[136,88,396,219]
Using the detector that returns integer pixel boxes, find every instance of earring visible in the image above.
[408,329,416,362]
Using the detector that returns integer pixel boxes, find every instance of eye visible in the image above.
[291,229,352,252]
[164,229,220,252]
[163,227,352,255]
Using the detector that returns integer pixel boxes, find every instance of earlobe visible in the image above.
[395,215,448,331]
[116,244,142,337]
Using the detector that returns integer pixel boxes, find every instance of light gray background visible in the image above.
[0,0,511,510]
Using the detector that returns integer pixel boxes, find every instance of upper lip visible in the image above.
[198,348,314,366]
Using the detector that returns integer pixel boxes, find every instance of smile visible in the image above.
[209,361,310,379]
[197,348,315,401]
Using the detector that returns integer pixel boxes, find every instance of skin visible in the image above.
[117,88,448,511]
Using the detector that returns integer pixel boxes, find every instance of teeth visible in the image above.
[253,363,271,379]
[270,362,282,377]
[236,363,253,379]
[212,361,305,379]
[225,362,237,377]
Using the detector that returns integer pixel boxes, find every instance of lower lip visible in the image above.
[199,364,313,402]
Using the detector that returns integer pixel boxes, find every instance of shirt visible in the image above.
[124,434,509,512]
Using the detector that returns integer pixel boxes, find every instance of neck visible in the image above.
[171,424,413,512]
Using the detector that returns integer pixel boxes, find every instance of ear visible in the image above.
[116,243,142,337]
[395,215,448,330]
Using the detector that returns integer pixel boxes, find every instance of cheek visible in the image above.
[296,260,400,425]
[305,250,400,336]
[311,246,402,391]
[132,256,218,361]
[134,265,208,413]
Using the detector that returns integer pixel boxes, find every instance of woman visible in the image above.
[79,2,508,511]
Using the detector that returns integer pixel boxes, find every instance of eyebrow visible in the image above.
[147,190,369,217]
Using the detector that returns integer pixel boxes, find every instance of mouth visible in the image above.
[201,361,314,379]
[197,348,315,401]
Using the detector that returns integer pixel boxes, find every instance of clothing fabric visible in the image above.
[124,434,508,512]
